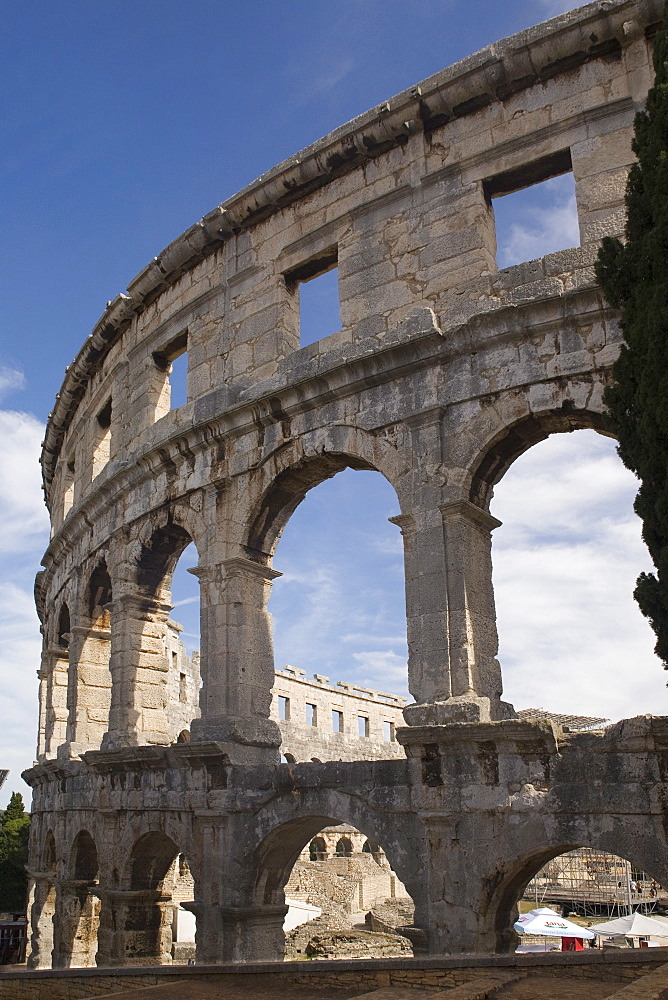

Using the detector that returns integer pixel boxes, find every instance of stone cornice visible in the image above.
[40,0,660,495]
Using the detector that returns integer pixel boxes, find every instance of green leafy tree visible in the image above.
[596,2,668,670]
[0,792,31,913]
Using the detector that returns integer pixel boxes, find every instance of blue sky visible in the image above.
[0,0,664,796]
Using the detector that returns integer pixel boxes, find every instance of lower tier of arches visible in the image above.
[23,713,668,967]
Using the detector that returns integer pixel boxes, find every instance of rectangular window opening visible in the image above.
[286,249,341,349]
[179,670,187,703]
[484,150,579,270]
[92,397,112,479]
[306,702,317,727]
[358,715,370,738]
[278,695,290,721]
[383,721,396,743]
[332,709,344,733]
[153,330,188,412]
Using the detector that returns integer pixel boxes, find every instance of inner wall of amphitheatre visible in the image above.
[24,0,668,970]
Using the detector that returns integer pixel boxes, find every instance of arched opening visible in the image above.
[64,563,113,753]
[486,426,659,721]
[335,837,353,857]
[264,465,408,751]
[494,844,668,955]
[27,832,57,969]
[44,603,71,755]
[119,832,195,966]
[309,837,326,861]
[53,831,100,968]
[134,525,201,744]
[254,816,415,962]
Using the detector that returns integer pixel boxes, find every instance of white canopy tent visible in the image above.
[589,912,668,939]
[514,907,595,939]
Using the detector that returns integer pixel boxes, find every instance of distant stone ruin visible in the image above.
[24,0,668,970]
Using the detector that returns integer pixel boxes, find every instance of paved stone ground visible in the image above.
[494,975,620,999]
[100,975,364,999]
[96,974,626,1000]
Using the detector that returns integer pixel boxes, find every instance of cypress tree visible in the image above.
[0,793,30,914]
[596,2,668,670]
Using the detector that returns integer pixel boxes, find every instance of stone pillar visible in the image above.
[36,666,48,760]
[190,556,281,763]
[52,881,99,968]
[397,499,513,725]
[186,902,287,963]
[26,876,56,969]
[41,649,69,758]
[96,890,174,966]
[102,593,172,749]
[60,622,111,757]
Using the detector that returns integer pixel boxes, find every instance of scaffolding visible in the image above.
[524,849,665,918]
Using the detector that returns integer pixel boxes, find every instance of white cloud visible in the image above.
[0,366,25,400]
[351,650,409,693]
[492,431,664,723]
[0,410,50,554]
[496,174,580,268]
[0,582,42,796]
[0,406,50,796]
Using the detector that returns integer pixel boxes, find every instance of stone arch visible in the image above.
[109,829,195,967]
[486,831,668,954]
[56,603,71,650]
[467,408,613,510]
[114,817,200,889]
[126,831,181,892]
[309,837,327,861]
[43,601,72,756]
[243,789,424,918]
[87,561,112,628]
[52,830,100,969]
[42,829,57,874]
[335,836,353,857]
[244,426,410,559]
[27,830,58,969]
[70,829,99,882]
[136,521,195,598]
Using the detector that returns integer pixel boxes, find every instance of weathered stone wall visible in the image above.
[35,0,664,758]
[273,667,406,762]
[24,0,668,973]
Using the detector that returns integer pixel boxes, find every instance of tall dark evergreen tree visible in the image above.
[596,2,668,670]
[0,793,30,913]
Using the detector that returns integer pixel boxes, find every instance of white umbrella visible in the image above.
[515,906,595,939]
[589,912,668,938]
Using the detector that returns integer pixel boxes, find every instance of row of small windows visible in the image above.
[61,336,189,519]
[277,695,396,741]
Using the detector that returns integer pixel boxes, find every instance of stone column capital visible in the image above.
[68,625,111,641]
[404,405,446,431]
[388,513,416,535]
[439,499,502,532]
[222,556,282,582]
[113,592,172,615]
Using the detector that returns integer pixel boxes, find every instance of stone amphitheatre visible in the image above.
[15,0,668,994]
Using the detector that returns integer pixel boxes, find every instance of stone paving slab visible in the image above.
[354,977,520,999]
[494,974,624,999]
[98,976,364,999]
[604,961,668,997]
